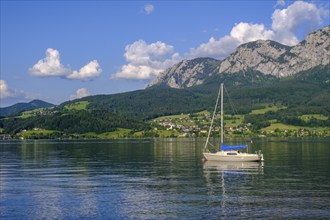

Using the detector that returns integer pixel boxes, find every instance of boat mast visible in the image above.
[220,83,224,146]
[203,82,222,152]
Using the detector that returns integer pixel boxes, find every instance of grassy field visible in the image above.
[299,114,328,121]
[153,129,181,137]
[153,113,190,121]
[18,108,47,118]
[261,123,330,133]
[84,128,179,138]
[261,123,303,131]
[153,110,210,121]
[225,115,244,127]
[195,110,210,116]
[20,129,59,138]
[98,128,132,138]
[64,101,89,111]
[250,105,286,114]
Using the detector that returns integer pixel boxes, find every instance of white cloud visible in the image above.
[124,40,174,63]
[29,48,70,77]
[0,80,26,105]
[67,60,102,80]
[29,48,102,81]
[70,88,91,100]
[113,64,162,80]
[271,0,328,45]
[187,36,238,60]
[143,4,155,15]
[275,0,286,7]
[0,80,15,99]
[187,22,274,60]
[186,1,328,59]
[112,40,181,79]
[230,23,274,43]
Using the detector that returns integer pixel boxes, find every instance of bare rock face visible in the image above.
[151,26,330,88]
[150,58,219,88]
[220,26,330,78]
[219,40,291,77]
[289,26,330,69]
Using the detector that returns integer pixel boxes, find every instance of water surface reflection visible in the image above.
[1,139,329,219]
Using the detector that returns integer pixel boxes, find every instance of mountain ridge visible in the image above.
[151,25,330,88]
[0,100,55,117]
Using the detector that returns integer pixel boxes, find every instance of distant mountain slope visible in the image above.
[64,64,329,119]
[151,57,219,88]
[152,25,329,88]
[1,65,329,135]
[0,100,55,117]
[219,26,329,77]
[60,87,211,120]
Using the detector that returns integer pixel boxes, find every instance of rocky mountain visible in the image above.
[151,25,329,88]
[151,57,219,88]
[0,100,55,117]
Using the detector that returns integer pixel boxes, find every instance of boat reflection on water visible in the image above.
[203,160,264,217]
[203,160,264,175]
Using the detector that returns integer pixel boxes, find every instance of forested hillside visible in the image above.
[0,100,55,117]
[0,65,328,138]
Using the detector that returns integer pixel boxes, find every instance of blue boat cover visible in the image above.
[221,144,247,151]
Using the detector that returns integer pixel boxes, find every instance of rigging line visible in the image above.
[208,142,216,149]
[224,86,253,151]
[224,86,239,117]
[203,82,222,152]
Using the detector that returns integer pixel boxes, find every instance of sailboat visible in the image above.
[203,83,264,162]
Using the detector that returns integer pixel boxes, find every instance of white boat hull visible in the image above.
[203,151,263,162]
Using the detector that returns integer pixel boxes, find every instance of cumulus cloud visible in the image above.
[188,23,274,60]
[70,88,91,100]
[29,48,70,77]
[0,80,15,99]
[29,48,102,81]
[112,40,181,79]
[143,4,155,14]
[230,23,274,43]
[0,80,26,103]
[187,1,328,59]
[271,0,328,45]
[67,60,102,80]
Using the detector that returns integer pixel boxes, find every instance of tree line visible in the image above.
[0,65,328,136]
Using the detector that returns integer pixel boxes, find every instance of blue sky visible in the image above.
[1,0,329,107]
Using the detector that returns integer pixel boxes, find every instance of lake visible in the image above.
[1,138,329,219]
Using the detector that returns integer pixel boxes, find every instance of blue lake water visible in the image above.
[1,138,329,219]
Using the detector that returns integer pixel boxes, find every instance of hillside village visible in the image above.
[1,104,329,140]
[150,110,328,138]
[151,111,246,137]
